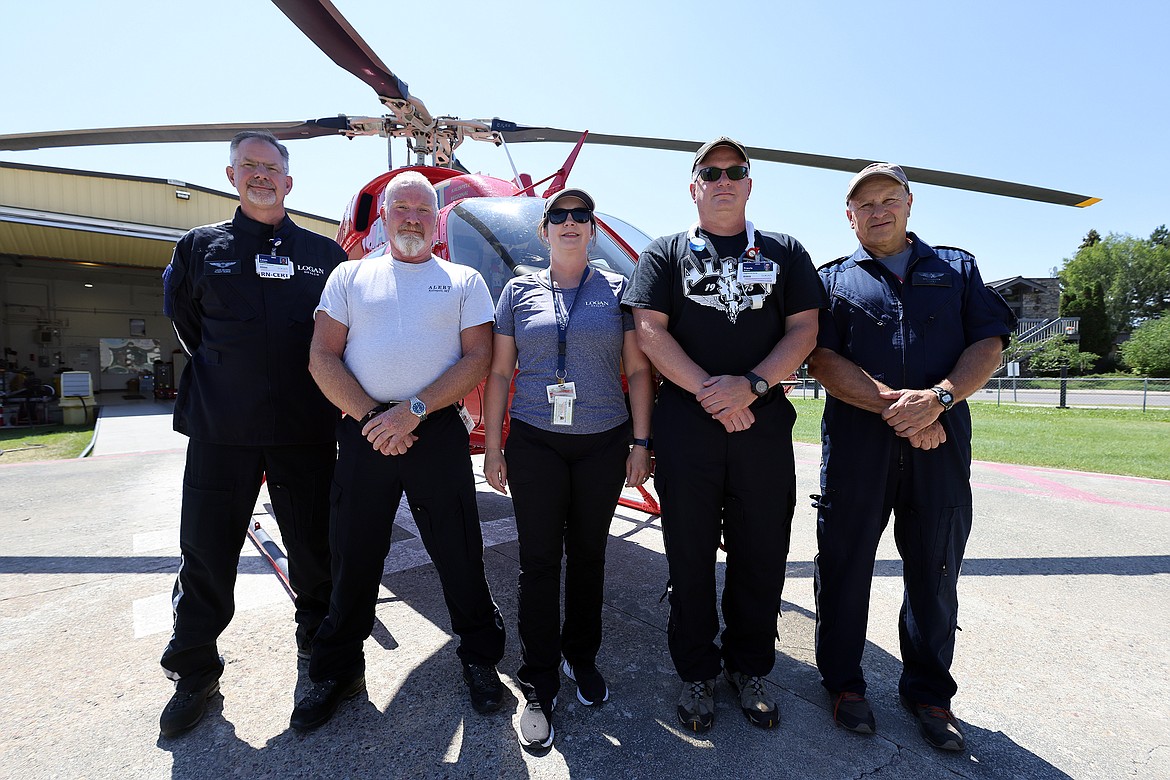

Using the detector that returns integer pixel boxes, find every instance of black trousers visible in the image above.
[653,386,797,682]
[161,439,335,685]
[309,407,505,682]
[506,419,629,704]
[814,404,973,708]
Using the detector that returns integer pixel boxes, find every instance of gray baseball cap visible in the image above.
[846,162,910,202]
[692,136,750,172]
[544,187,595,214]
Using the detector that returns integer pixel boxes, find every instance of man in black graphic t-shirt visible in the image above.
[622,137,823,733]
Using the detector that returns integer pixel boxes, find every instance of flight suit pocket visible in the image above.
[198,276,258,322]
[931,506,971,597]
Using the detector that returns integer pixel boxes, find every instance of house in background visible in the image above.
[988,277,1061,321]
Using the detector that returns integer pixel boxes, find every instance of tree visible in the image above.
[1151,225,1169,248]
[1027,335,1098,376]
[1119,317,1170,376]
[1079,229,1102,249]
[1060,282,1111,357]
[1059,231,1170,336]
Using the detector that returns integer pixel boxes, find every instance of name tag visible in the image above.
[204,260,241,275]
[255,254,294,280]
[737,260,777,285]
[912,271,951,287]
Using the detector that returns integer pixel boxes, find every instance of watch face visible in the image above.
[754,380,768,394]
[410,399,426,417]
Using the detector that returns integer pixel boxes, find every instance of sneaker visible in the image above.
[676,679,716,732]
[516,696,557,749]
[159,678,220,738]
[290,675,366,732]
[901,696,966,751]
[463,663,504,714]
[561,659,609,706]
[725,670,778,729]
[832,691,876,734]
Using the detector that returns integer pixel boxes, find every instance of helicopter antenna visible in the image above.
[498,134,524,189]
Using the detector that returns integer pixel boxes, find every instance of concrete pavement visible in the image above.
[1,398,1167,779]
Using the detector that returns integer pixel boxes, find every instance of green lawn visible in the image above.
[0,424,95,464]
[789,398,1170,481]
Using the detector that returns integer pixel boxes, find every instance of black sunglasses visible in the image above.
[547,208,594,225]
[695,165,750,182]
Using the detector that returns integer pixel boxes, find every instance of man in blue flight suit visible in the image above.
[807,163,1014,752]
[158,131,347,737]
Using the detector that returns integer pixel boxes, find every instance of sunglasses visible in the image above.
[695,165,750,182]
[547,208,594,225]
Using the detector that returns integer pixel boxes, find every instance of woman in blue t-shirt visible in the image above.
[483,188,653,750]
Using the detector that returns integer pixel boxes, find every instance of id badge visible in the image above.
[547,382,577,427]
[255,254,294,279]
[737,260,776,285]
[457,404,475,433]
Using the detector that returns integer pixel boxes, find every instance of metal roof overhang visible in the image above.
[0,161,339,271]
[0,205,185,269]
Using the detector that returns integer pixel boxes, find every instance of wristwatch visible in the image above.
[408,396,428,421]
[745,371,769,397]
[632,437,653,450]
[930,386,955,412]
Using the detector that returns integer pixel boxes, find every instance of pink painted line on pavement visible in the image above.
[976,461,1170,514]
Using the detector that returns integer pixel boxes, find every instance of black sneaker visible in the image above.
[159,678,220,738]
[290,675,366,732]
[901,696,966,751]
[463,663,504,714]
[832,691,876,734]
[561,659,609,706]
[516,695,557,749]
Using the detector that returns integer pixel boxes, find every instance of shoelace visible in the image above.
[685,681,710,700]
[834,691,864,717]
[164,692,198,711]
[920,704,956,721]
[742,676,766,697]
[467,666,496,688]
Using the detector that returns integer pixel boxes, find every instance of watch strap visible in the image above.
[632,437,653,450]
[930,386,954,411]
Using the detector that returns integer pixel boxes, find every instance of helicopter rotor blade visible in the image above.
[270,0,412,106]
[491,121,1100,208]
[0,118,353,152]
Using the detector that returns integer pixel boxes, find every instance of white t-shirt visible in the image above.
[316,253,494,402]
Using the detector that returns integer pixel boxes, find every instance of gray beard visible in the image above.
[245,188,277,207]
[392,232,428,257]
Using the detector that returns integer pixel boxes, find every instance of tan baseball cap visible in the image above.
[846,162,910,202]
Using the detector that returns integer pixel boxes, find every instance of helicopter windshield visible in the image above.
[445,197,639,302]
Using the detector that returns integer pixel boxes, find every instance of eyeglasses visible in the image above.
[849,196,907,216]
[547,208,593,225]
[695,165,749,182]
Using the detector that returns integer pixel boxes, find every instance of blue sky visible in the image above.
[2,0,1166,283]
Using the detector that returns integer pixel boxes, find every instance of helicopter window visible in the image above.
[446,198,638,303]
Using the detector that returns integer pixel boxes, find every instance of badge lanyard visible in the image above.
[685,220,777,287]
[546,266,589,426]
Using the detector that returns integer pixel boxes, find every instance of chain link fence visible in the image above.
[788,376,1170,411]
[972,377,1170,410]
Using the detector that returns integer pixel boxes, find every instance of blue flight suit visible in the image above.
[813,232,1014,708]
[160,208,345,686]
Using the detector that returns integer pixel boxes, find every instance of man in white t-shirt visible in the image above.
[291,172,506,731]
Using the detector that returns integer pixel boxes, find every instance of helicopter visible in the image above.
[0,0,1099,515]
